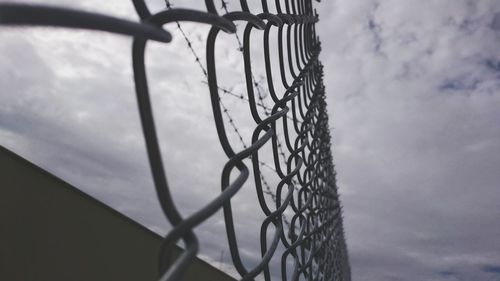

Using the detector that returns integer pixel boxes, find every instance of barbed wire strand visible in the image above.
[220,1,299,187]
[163,0,292,220]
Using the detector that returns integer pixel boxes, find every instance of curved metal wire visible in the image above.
[0,1,350,280]
[0,3,171,42]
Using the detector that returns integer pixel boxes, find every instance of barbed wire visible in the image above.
[220,0,271,116]
[219,0,300,187]
[164,0,295,187]
[165,0,295,230]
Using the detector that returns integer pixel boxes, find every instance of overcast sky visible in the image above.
[1,0,500,281]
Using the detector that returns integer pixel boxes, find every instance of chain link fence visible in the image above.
[0,1,351,280]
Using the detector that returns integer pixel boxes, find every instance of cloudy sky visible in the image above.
[1,0,500,281]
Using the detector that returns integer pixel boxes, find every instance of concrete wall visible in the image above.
[0,145,235,281]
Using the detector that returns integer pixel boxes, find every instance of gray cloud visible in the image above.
[317,0,500,280]
[492,12,500,30]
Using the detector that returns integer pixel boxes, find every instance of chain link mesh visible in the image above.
[0,1,351,280]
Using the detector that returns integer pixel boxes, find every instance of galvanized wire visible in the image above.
[0,1,351,281]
